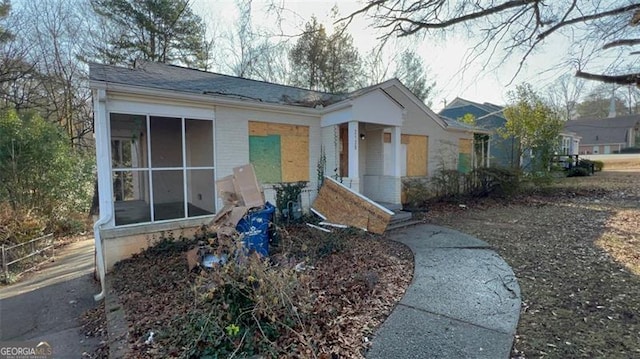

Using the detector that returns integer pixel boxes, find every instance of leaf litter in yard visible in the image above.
[110,227,413,358]
[427,171,640,359]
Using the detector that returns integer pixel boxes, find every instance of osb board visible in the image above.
[401,134,410,145]
[249,121,308,137]
[459,138,473,154]
[384,132,391,143]
[312,177,393,234]
[248,121,309,182]
[281,135,309,181]
[406,135,428,177]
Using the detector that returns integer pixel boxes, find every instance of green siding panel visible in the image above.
[249,135,282,183]
[458,153,471,173]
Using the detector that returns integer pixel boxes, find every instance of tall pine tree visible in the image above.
[289,17,361,93]
[90,0,209,69]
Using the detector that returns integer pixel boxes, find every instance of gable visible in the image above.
[351,89,404,126]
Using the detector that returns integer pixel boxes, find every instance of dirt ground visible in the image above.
[427,170,640,359]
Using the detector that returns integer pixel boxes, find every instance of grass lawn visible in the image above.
[427,171,640,358]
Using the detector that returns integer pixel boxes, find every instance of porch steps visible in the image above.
[378,202,423,232]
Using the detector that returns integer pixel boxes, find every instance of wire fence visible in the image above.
[1,233,54,282]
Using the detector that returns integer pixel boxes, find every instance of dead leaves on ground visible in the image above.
[428,171,640,358]
[110,232,413,358]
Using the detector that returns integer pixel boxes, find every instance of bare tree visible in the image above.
[0,1,95,147]
[343,1,640,86]
[546,74,585,121]
[219,0,291,84]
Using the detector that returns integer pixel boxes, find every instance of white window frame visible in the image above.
[107,102,216,227]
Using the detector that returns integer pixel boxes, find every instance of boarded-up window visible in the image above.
[458,138,472,173]
[402,134,428,177]
[248,122,309,183]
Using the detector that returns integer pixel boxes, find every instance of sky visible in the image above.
[191,0,600,111]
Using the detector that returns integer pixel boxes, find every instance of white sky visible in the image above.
[192,0,593,111]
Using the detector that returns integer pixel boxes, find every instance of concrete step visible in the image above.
[378,202,403,212]
[386,219,424,232]
[390,211,412,224]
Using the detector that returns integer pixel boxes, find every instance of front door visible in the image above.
[339,124,349,177]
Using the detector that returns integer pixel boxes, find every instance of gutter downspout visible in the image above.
[93,88,112,301]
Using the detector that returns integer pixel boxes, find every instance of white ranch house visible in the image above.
[89,61,488,299]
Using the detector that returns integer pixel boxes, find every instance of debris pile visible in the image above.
[186,164,274,270]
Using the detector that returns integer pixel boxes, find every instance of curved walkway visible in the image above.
[368,224,521,359]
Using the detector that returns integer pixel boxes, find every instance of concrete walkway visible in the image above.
[367,224,521,359]
[0,238,101,358]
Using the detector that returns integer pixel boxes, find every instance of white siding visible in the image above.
[383,85,473,175]
[215,105,322,207]
[321,126,338,178]
[351,90,403,126]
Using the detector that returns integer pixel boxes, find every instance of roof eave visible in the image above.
[90,80,322,115]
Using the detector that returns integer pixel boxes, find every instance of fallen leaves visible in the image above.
[109,227,413,358]
[428,170,640,359]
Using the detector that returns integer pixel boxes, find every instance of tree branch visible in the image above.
[537,3,640,42]
[396,0,532,33]
[603,38,640,49]
[575,70,640,86]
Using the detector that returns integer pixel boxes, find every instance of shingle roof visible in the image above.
[564,115,640,145]
[444,97,505,119]
[89,61,346,108]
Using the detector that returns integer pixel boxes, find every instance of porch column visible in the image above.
[348,121,359,191]
[391,126,401,176]
[487,137,491,167]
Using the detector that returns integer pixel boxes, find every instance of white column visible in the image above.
[94,89,114,225]
[486,136,491,167]
[347,121,359,191]
[391,126,401,176]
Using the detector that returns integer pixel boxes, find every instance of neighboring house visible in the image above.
[558,130,581,155]
[89,61,488,288]
[564,115,640,154]
[439,97,517,168]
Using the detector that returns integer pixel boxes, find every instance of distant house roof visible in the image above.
[564,115,640,145]
[439,97,506,131]
[443,98,506,119]
[89,61,345,108]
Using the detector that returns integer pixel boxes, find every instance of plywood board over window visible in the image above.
[458,138,473,173]
[248,121,309,183]
[402,134,429,177]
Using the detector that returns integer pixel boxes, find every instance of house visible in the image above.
[558,131,581,155]
[440,97,582,169]
[439,98,517,168]
[89,61,488,299]
[564,115,639,154]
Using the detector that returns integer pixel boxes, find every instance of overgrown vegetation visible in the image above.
[403,166,523,208]
[112,224,412,358]
[272,181,308,221]
[0,109,93,244]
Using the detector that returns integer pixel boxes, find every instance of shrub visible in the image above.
[182,233,314,358]
[592,160,604,172]
[567,167,590,177]
[620,147,640,154]
[0,109,93,241]
[402,178,432,210]
[576,159,595,174]
[272,181,308,221]
[472,167,521,196]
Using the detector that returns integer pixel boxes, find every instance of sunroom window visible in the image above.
[110,113,215,226]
